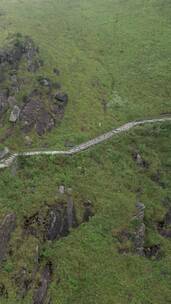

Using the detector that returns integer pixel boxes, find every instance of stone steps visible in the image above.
[0,117,170,170]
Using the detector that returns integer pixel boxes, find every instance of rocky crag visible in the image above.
[0,33,68,138]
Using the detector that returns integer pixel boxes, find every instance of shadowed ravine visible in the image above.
[0,117,171,169]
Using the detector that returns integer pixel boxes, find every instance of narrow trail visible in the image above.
[0,117,171,169]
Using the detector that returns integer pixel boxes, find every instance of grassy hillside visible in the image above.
[0,0,171,303]
[0,0,170,149]
[0,122,171,303]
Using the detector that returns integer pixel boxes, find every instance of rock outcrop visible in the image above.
[14,267,32,299]
[33,262,52,304]
[0,89,9,118]
[164,208,171,226]
[23,194,95,243]
[0,34,40,71]
[0,147,9,160]
[20,93,55,136]
[45,201,77,241]
[0,34,68,137]
[114,202,162,259]
[83,200,94,222]
[55,92,68,104]
[0,283,8,298]
[158,207,171,238]
[133,202,146,256]
[0,213,16,262]
[132,151,148,168]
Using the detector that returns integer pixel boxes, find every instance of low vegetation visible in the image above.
[0,0,171,303]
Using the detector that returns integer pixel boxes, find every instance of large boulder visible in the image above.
[9,105,20,122]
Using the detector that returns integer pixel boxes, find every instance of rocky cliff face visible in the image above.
[0,189,94,303]
[0,34,68,140]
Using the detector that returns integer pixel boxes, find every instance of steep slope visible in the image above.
[0,0,170,150]
[0,122,171,303]
[0,0,171,303]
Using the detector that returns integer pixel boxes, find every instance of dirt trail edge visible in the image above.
[0,117,171,169]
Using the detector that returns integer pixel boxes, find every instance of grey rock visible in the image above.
[158,207,171,239]
[67,195,77,230]
[164,208,171,226]
[144,244,161,259]
[33,263,52,304]
[53,68,60,75]
[0,90,9,117]
[20,96,55,135]
[7,96,17,107]
[59,185,65,194]
[0,283,8,298]
[38,78,51,87]
[25,136,32,146]
[27,59,41,72]
[136,202,145,210]
[64,141,75,148]
[45,202,77,241]
[66,187,72,195]
[55,92,68,104]
[19,84,68,135]
[9,105,20,122]
[83,200,94,222]
[46,205,69,241]
[10,74,17,83]
[133,223,145,256]
[0,213,16,262]
[14,267,32,299]
[53,82,61,90]
[132,151,148,168]
[135,202,145,221]
[41,79,49,86]
[23,201,78,242]
[10,75,20,93]
[133,202,146,256]
[136,153,143,165]
[160,229,171,238]
[0,147,9,160]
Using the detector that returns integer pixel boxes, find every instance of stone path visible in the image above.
[0,117,171,169]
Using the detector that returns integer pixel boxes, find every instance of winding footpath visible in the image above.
[0,117,171,169]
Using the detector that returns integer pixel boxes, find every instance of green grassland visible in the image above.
[0,0,171,303]
[0,0,170,149]
[0,122,171,303]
